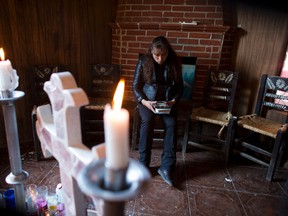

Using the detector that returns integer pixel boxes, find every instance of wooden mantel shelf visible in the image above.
[110,22,231,33]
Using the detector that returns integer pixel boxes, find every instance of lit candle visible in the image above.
[103,79,129,170]
[0,47,19,91]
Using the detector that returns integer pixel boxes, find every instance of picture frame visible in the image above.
[180,56,197,100]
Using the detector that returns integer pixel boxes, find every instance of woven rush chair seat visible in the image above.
[85,97,110,111]
[238,114,288,138]
[191,106,232,126]
[85,104,105,110]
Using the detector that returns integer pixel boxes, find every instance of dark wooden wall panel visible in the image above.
[0,0,117,146]
[232,2,288,116]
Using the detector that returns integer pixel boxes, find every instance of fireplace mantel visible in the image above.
[110,22,230,33]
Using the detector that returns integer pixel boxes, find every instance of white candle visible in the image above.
[104,79,130,169]
[0,48,19,91]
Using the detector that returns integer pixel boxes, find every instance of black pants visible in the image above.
[138,103,177,171]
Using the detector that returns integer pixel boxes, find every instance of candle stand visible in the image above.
[78,158,151,216]
[0,90,29,214]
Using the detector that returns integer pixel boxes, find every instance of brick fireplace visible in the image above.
[110,0,236,104]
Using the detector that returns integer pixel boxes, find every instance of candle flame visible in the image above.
[112,79,125,111]
[0,48,5,60]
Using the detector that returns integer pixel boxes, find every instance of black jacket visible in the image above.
[133,54,183,103]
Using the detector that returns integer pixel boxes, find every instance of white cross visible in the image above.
[35,71,104,215]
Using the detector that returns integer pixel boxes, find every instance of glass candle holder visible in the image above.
[25,184,38,215]
[36,185,48,216]
[47,192,58,215]
[3,189,15,210]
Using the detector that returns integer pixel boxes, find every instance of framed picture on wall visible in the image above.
[180,56,197,100]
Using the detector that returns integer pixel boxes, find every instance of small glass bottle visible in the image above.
[56,183,65,214]
[56,183,64,204]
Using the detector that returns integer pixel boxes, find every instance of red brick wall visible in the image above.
[111,0,235,103]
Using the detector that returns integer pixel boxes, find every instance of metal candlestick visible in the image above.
[0,90,29,214]
[78,158,151,216]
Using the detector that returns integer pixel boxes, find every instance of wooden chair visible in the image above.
[81,64,120,148]
[31,65,61,161]
[233,74,288,181]
[131,56,197,150]
[182,69,239,164]
[87,64,120,99]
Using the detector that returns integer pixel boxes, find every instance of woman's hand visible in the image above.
[141,99,156,112]
[167,100,176,107]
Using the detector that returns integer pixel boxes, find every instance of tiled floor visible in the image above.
[0,142,288,216]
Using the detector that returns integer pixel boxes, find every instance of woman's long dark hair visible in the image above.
[147,36,177,60]
[149,36,180,79]
[143,36,181,83]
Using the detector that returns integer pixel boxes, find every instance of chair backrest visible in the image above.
[32,65,61,106]
[202,69,239,113]
[88,64,120,99]
[255,74,288,122]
